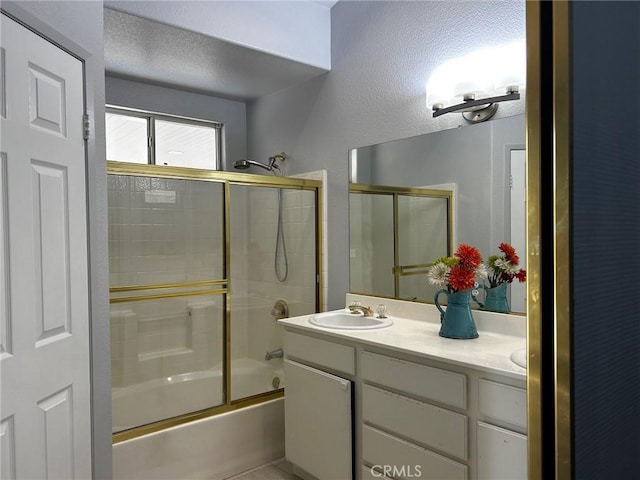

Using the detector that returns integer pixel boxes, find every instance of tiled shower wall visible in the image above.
[108,176,224,286]
[230,185,317,366]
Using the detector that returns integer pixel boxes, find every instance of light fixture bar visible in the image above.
[432,91,521,118]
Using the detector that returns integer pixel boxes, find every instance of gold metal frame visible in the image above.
[393,263,434,276]
[349,183,454,300]
[553,2,572,478]
[526,2,573,477]
[316,185,325,311]
[108,162,322,444]
[112,390,284,443]
[224,181,232,412]
[349,182,454,198]
[107,161,322,189]
[109,288,227,304]
[525,2,543,478]
[110,280,227,293]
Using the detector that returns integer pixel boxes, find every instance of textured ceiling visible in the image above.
[104,8,328,101]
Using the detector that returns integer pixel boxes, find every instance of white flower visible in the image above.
[427,262,450,287]
[494,258,520,275]
[475,263,489,279]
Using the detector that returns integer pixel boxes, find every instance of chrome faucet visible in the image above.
[348,304,374,317]
[265,348,284,361]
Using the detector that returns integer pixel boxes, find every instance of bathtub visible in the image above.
[113,358,284,479]
[113,358,283,432]
[113,397,284,479]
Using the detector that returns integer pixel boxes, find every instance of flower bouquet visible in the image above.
[428,243,485,294]
[486,243,526,287]
[428,244,485,339]
[478,243,526,313]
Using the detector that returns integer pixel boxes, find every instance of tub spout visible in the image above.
[265,348,284,361]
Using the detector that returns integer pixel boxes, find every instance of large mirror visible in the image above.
[349,114,526,313]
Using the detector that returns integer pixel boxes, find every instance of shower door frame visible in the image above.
[349,183,454,301]
[107,161,323,444]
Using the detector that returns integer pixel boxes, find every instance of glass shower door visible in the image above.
[229,184,318,401]
[349,186,452,302]
[397,195,450,302]
[349,192,395,297]
[108,175,226,432]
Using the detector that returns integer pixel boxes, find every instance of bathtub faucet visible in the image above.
[265,348,284,361]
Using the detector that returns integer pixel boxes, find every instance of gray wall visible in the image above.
[1,1,111,478]
[105,76,248,170]
[247,0,526,308]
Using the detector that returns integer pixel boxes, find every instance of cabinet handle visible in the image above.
[339,380,350,391]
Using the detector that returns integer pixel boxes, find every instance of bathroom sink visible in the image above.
[510,348,527,369]
[309,311,393,330]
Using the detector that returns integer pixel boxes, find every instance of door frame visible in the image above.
[526,2,572,479]
[0,3,111,478]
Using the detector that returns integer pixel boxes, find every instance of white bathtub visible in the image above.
[113,358,284,479]
[113,358,284,432]
[113,397,285,479]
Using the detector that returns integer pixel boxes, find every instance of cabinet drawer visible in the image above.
[477,422,527,480]
[478,379,527,430]
[362,425,467,480]
[361,351,466,409]
[284,331,355,375]
[363,384,467,460]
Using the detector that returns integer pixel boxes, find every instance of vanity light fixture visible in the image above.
[426,41,525,123]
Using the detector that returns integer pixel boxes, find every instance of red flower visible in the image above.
[455,243,482,268]
[499,242,519,264]
[448,265,476,291]
[515,269,527,283]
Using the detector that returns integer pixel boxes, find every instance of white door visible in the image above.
[0,14,91,479]
[510,149,527,313]
[284,359,352,480]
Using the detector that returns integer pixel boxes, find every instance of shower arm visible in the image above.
[233,152,286,173]
[267,153,286,171]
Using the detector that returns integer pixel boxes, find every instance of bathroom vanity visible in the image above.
[279,295,527,480]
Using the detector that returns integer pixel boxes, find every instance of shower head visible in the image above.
[233,153,286,174]
[232,159,253,170]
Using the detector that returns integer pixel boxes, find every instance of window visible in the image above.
[105,106,221,170]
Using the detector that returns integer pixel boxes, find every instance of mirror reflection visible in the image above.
[349,114,526,313]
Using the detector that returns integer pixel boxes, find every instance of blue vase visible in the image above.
[473,283,510,313]
[434,289,479,339]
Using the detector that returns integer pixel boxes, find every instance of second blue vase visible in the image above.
[473,282,510,313]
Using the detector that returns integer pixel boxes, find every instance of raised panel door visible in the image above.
[0,14,91,479]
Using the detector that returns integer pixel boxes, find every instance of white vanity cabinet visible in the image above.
[280,309,527,480]
[360,351,468,480]
[283,331,355,480]
[476,379,528,479]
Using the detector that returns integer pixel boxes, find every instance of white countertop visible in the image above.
[278,295,526,380]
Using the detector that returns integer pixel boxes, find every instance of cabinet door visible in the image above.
[477,422,527,480]
[284,359,352,480]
